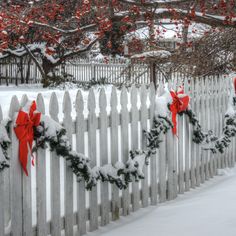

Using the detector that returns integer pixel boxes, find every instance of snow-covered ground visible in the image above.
[88,167,236,236]
[0,84,134,120]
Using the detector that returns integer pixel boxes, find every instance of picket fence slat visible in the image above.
[88,89,98,231]
[158,81,167,202]
[75,90,87,236]
[19,95,33,236]
[199,78,205,183]
[190,79,196,188]
[195,80,201,187]
[49,93,61,236]
[110,87,120,220]
[184,79,190,191]
[0,105,5,236]
[63,91,74,236]
[131,85,140,211]
[9,96,22,236]
[36,93,47,236]
[99,88,110,226]
[140,85,149,207]
[178,115,184,194]
[120,86,130,215]
[149,83,158,205]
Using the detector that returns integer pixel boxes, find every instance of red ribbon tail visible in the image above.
[19,140,29,176]
[172,112,177,135]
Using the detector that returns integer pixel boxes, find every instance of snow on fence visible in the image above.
[0,58,156,85]
[0,75,235,236]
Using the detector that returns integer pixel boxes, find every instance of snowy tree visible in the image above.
[0,0,235,83]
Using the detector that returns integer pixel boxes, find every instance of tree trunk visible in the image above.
[150,62,157,89]
[42,57,55,76]
[19,58,25,84]
[25,57,32,84]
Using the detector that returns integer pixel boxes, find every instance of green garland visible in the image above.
[33,116,160,190]
[0,121,11,171]
[145,94,236,155]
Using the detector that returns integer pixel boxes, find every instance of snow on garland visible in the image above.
[33,115,150,190]
[0,119,11,170]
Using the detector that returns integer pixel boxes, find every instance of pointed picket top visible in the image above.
[8,95,20,119]
[140,84,147,106]
[49,92,59,120]
[36,93,45,114]
[88,88,96,112]
[63,91,72,115]
[99,88,107,112]
[75,90,84,114]
[0,105,2,121]
[110,86,117,109]
[120,86,128,109]
[20,94,29,108]
[131,84,138,107]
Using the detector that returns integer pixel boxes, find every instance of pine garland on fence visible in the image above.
[144,94,236,155]
[0,121,11,170]
[33,115,160,190]
[144,115,173,152]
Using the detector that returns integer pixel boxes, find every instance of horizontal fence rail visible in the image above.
[0,75,235,236]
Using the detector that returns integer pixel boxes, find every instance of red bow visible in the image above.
[14,101,41,176]
[169,87,190,135]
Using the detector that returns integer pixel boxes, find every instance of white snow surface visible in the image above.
[89,167,236,236]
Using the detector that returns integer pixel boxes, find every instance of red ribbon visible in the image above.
[14,101,41,176]
[169,87,190,135]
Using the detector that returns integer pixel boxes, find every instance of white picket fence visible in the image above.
[0,75,235,236]
[0,58,160,85]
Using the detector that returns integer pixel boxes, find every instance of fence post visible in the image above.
[9,96,23,236]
